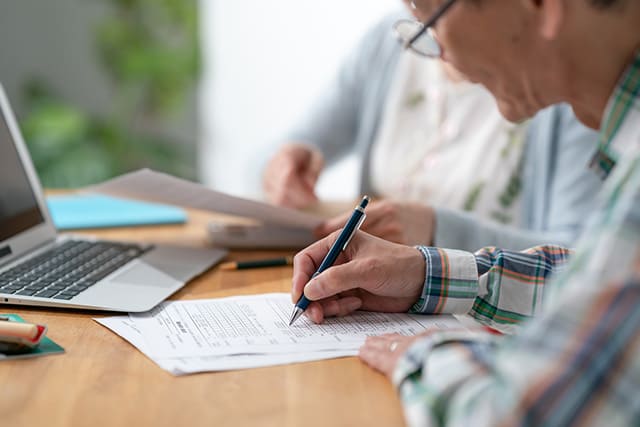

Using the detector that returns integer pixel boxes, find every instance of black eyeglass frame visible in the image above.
[403,0,459,55]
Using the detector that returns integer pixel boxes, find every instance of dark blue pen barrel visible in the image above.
[315,210,364,274]
[297,294,312,310]
[293,196,369,316]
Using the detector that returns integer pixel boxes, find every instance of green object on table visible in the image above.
[0,314,65,360]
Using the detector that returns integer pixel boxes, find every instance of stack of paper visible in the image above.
[96,293,462,375]
[89,169,326,249]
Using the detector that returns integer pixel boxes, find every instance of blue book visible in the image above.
[47,194,187,230]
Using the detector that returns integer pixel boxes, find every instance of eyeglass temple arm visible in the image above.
[405,0,458,49]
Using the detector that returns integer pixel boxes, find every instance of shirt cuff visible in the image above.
[411,247,479,315]
[392,329,494,388]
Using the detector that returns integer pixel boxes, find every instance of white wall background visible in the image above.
[199,0,395,199]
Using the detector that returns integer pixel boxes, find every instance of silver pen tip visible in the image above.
[288,307,304,326]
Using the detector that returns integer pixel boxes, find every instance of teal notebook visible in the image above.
[0,314,65,360]
[47,194,187,230]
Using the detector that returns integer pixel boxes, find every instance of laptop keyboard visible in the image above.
[0,240,149,300]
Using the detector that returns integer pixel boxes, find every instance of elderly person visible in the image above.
[291,0,640,425]
[263,5,601,251]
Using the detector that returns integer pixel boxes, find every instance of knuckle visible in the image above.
[385,203,399,216]
[365,255,379,269]
[360,257,379,275]
[293,251,305,265]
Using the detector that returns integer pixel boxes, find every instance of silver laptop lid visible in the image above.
[0,84,57,267]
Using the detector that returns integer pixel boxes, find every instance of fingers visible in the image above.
[291,232,343,302]
[358,334,412,379]
[315,200,393,237]
[263,144,323,208]
[304,148,324,189]
[358,202,406,243]
[358,335,401,378]
[304,301,326,324]
[303,261,367,301]
[273,162,317,208]
[315,211,351,237]
[303,297,362,324]
[284,146,322,207]
[281,183,317,209]
[319,297,362,319]
[317,200,407,243]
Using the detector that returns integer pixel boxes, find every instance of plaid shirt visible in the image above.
[396,52,640,427]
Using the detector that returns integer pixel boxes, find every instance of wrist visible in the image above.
[404,246,427,303]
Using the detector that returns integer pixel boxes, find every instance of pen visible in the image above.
[220,256,294,270]
[288,195,370,326]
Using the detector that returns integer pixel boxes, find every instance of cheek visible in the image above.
[438,30,514,98]
[437,26,487,80]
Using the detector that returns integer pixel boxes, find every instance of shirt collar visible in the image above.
[590,50,640,179]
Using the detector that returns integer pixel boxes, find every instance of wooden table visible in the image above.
[0,210,405,427]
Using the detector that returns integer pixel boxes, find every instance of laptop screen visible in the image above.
[0,113,44,241]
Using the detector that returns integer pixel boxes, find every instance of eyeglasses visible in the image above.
[393,0,458,58]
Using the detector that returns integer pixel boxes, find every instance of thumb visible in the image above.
[304,262,364,301]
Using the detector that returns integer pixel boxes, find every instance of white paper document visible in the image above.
[97,316,354,375]
[96,293,463,375]
[89,169,323,230]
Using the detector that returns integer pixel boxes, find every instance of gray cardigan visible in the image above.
[284,13,602,251]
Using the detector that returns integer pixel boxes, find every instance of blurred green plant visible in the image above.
[21,0,200,188]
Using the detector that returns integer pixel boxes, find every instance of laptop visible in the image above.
[0,84,227,312]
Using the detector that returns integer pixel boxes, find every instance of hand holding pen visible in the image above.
[289,197,427,325]
[289,196,370,326]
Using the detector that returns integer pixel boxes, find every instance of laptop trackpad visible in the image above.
[110,262,176,288]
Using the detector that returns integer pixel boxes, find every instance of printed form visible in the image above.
[132,293,460,358]
[97,316,354,375]
[96,293,464,374]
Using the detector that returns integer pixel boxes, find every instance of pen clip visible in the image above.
[342,213,366,251]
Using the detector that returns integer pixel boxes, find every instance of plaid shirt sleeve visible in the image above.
[412,245,572,332]
[391,50,640,427]
[393,270,640,427]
